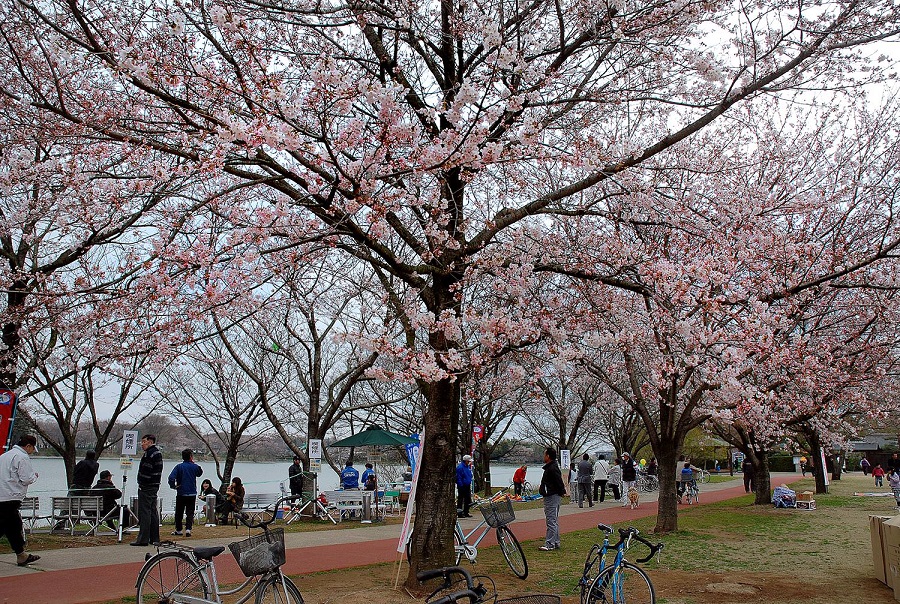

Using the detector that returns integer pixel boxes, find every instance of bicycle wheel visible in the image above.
[580,544,603,604]
[136,551,209,604]
[700,471,711,484]
[255,574,304,604]
[587,561,655,604]
[496,526,528,579]
[522,481,533,498]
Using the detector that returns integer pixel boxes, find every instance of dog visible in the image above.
[627,486,640,509]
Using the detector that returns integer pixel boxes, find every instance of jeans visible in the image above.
[621,481,635,505]
[136,487,160,545]
[577,481,593,506]
[543,494,561,548]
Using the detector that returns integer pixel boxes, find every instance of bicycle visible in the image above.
[697,469,711,484]
[636,474,658,493]
[683,480,700,505]
[408,493,528,579]
[418,565,558,604]
[583,527,663,604]
[509,480,533,498]
[135,494,303,604]
[577,523,614,604]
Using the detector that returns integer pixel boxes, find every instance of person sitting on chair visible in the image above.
[217,477,245,525]
[340,461,360,489]
[91,470,124,530]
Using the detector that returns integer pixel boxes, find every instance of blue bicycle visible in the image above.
[579,523,614,604]
[582,526,663,604]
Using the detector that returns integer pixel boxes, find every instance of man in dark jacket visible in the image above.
[168,449,203,537]
[91,470,123,529]
[620,452,637,507]
[132,434,163,546]
[742,458,755,493]
[288,457,304,497]
[71,451,99,496]
[456,455,474,517]
[539,447,566,551]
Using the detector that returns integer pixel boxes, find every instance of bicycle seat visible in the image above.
[193,546,227,561]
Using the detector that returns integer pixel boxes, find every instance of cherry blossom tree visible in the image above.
[6,0,900,578]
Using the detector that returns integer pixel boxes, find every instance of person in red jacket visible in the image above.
[512,465,527,496]
[873,464,886,487]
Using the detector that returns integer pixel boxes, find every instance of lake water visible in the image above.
[24,457,519,512]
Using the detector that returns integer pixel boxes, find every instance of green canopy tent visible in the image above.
[329,425,418,521]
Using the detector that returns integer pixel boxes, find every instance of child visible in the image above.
[679,462,696,500]
[873,464,886,487]
[888,469,900,507]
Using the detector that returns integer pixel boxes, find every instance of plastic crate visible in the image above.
[480,498,515,527]
[228,528,286,577]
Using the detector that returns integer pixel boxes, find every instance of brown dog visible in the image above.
[628,486,640,509]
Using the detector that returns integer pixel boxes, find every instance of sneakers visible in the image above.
[185,530,192,537]
[538,544,559,551]
[17,554,40,566]
[171,530,183,536]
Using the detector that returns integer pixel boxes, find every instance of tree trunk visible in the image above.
[831,451,844,481]
[809,436,827,494]
[654,444,680,533]
[751,451,771,505]
[405,377,459,588]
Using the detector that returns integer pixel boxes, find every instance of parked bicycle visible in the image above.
[508,480,533,498]
[135,494,303,604]
[578,523,614,604]
[582,526,663,604]
[636,473,659,493]
[418,565,558,604]
[408,493,528,579]
[697,469,711,484]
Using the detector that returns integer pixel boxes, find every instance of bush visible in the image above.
[767,454,797,472]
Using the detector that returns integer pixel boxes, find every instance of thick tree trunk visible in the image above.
[831,451,844,481]
[654,443,680,533]
[751,451,771,505]
[809,436,827,494]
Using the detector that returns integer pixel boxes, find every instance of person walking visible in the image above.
[620,452,637,507]
[576,453,594,508]
[874,464,886,487]
[593,454,610,502]
[288,456,304,497]
[607,458,622,501]
[0,434,41,567]
[168,448,203,537]
[799,456,807,476]
[131,434,163,546]
[538,447,566,551]
[71,451,99,495]
[861,457,871,476]
[742,457,755,493]
[456,455,474,517]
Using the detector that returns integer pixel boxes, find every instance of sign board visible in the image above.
[309,459,321,473]
[398,427,425,554]
[308,439,323,459]
[120,456,133,472]
[0,389,16,453]
[406,434,420,475]
[367,453,382,463]
[560,449,571,472]
[122,430,139,456]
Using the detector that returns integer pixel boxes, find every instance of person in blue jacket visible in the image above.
[456,455,474,517]
[341,461,360,489]
[167,449,203,537]
[361,463,375,486]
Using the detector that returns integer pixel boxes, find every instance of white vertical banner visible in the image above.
[122,430,139,456]
[820,448,830,486]
[397,427,424,554]
[560,449,571,472]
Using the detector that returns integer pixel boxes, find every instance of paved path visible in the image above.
[0,475,782,603]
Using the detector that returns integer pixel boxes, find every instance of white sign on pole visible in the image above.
[122,430,139,456]
[560,449,571,471]
[309,439,323,459]
[398,427,425,554]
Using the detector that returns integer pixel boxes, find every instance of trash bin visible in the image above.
[362,492,373,521]
[205,494,217,526]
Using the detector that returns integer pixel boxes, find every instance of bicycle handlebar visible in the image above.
[613,527,664,563]
[428,590,482,604]
[416,566,475,588]
[236,495,304,530]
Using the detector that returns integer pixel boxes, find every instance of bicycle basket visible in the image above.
[228,528,286,577]
[497,596,560,604]
[480,497,515,527]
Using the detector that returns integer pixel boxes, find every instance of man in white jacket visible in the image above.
[0,434,41,566]
[593,454,610,502]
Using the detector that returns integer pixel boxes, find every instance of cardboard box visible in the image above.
[797,491,814,502]
[796,500,816,510]
[883,515,900,599]
[872,515,893,585]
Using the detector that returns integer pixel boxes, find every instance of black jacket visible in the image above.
[288,462,304,491]
[138,445,163,489]
[622,457,637,482]
[539,460,566,497]
[91,478,123,516]
[73,458,99,489]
